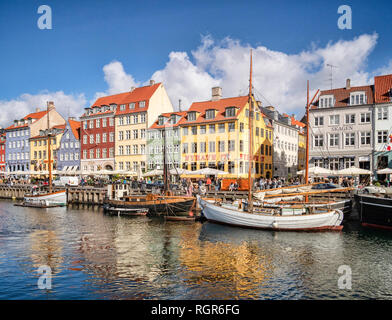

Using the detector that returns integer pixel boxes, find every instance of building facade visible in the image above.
[30,125,65,173]
[80,102,116,172]
[180,87,273,179]
[5,102,65,173]
[57,118,81,171]
[147,112,186,171]
[309,79,374,171]
[373,74,392,177]
[0,132,5,172]
[114,81,173,173]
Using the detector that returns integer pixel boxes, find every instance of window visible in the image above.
[191,143,197,153]
[191,126,197,135]
[209,141,215,152]
[96,148,100,158]
[109,132,114,142]
[102,118,107,127]
[83,121,87,129]
[129,103,135,109]
[109,148,114,157]
[350,92,366,105]
[89,135,94,144]
[89,149,94,159]
[200,125,206,134]
[188,112,196,121]
[139,101,146,108]
[225,107,236,117]
[378,107,388,120]
[240,123,244,132]
[255,127,259,136]
[109,118,114,126]
[361,132,371,145]
[83,150,87,159]
[89,120,94,129]
[182,143,188,154]
[96,119,100,128]
[133,145,138,154]
[345,133,355,146]
[206,110,215,119]
[228,140,235,151]
[133,129,138,139]
[158,116,165,126]
[119,117,124,125]
[228,122,235,132]
[209,124,215,134]
[329,114,340,125]
[119,104,126,111]
[125,115,131,125]
[240,140,244,152]
[228,161,235,174]
[377,130,388,144]
[218,141,225,152]
[119,146,124,155]
[345,114,355,124]
[96,134,100,144]
[141,129,146,139]
[314,134,324,147]
[329,133,339,147]
[360,113,371,123]
[102,133,107,143]
[119,131,124,141]
[182,127,188,135]
[126,145,131,155]
[141,144,145,154]
[218,123,225,133]
[200,142,206,153]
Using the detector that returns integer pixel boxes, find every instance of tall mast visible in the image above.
[47,102,52,194]
[305,80,310,185]
[163,127,169,194]
[248,49,254,212]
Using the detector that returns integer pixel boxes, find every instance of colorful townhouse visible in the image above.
[0,131,5,172]
[114,81,173,173]
[30,124,65,172]
[373,74,392,177]
[309,79,374,171]
[147,111,187,171]
[179,87,273,179]
[5,102,66,173]
[57,118,81,171]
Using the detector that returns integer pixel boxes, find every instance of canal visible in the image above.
[0,200,391,300]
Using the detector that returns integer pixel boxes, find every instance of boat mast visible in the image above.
[248,49,254,212]
[163,127,169,194]
[47,102,52,194]
[305,80,310,185]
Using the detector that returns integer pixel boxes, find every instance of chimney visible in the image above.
[130,86,135,92]
[36,107,40,112]
[47,101,55,111]
[211,87,222,101]
[178,99,182,112]
[346,78,351,90]
[149,80,155,86]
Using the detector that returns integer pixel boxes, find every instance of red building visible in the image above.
[0,132,5,172]
[80,102,116,172]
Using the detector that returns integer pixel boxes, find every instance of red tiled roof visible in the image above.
[83,83,161,117]
[312,85,374,109]
[282,113,305,128]
[179,96,249,125]
[52,124,66,130]
[374,74,392,104]
[68,119,81,140]
[149,111,187,129]
[6,110,48,130]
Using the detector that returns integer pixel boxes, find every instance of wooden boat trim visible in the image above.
[264,187,354,198]
[24,190,66,198]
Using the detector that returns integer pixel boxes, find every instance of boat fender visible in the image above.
[272,221,278,229]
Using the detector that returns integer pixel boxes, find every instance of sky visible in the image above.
[0,0,392,127]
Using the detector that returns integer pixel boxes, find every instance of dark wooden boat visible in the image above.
[103,206,149,216]
[104,193,196,217]
[354,192,392,231]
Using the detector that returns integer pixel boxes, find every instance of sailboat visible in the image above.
[197,51,344,231]
[19,102,67,207]
[103,124,196,217]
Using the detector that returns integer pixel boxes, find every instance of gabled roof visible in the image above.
[68,119,81,140]
[6,110,48,130]
[374,74,392,104]
[282,113,305,128]
[179,96,249,125]
[84,83,162,117]
[312,85,374,109]
[149,111,187,129]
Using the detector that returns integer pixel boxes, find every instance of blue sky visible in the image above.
[0,0,391,124]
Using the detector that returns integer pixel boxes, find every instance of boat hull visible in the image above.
[354,194,392,231]
[104,197,195,217]
[23,190,67,207]
[198,197,343,231]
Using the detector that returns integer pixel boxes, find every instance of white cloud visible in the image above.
[0,91,86,128]
[0,32,384,128]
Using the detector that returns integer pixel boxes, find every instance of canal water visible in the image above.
[0,200,391,300]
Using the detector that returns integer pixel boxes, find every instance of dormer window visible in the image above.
[110,104,117,111]
[225,107,236,117]
[205,109,216,120]
[170,114,178,124]
[350,92,366,105]
[158,116,165,126]
[139,101,146,108]
[188,112,196,121]
[119,104,126,111]
[319,95,334,108]
[129,103,135,109]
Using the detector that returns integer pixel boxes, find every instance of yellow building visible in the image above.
[180,87,273,179]
[114,81,174,173]
[30,125,65,173]
[298,131,306,171]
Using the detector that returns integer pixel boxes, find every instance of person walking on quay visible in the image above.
[206,177,212,191]
[187,179,193,197]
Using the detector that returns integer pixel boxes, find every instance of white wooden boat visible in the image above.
[197,196,343,231]
[23,190,67,207]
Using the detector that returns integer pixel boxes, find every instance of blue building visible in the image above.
[57,118,81,171]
